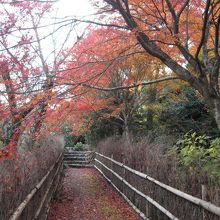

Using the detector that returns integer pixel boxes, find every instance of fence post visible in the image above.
[122,158,126,194]
[202,184,208,220]
[111,154,113,181]
[145,202,150,219]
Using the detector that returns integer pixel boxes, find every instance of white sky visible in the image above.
[54,0,95,17]
[0,0,96,103]
[37,0,96,65]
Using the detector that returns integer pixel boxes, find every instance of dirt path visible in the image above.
[48,168,142,220]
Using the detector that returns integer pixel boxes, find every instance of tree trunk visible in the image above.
[146,109,153,129]
[146,88,157,129]
[213,98,220,131]
[123,116,130,143]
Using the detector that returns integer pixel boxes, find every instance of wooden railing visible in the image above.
[95,152,220,220]
[8,152,63,220]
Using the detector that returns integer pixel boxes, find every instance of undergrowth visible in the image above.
[96,135,220,206]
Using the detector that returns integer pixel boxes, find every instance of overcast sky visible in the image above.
[36,0,96,64]
[54,0,95,17]
[0,0,96,103]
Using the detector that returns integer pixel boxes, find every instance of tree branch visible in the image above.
[79,76,180,91]
[195,0,211,58]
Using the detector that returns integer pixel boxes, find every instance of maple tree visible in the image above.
[53,26,168,140]
[89,0,220,129]
[0,0,77,157]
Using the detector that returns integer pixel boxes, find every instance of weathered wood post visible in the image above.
[111,154,113,182]
[122,158,126,195]
[202,184,208,220]
[145,176,151,220]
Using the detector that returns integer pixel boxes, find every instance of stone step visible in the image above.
[66,163,94,168]
[64,155,91,158]
[64,151,93,154]
[64,155,89,157]
[64,153,88,156]
[64,160,90,164]
[63,151,94,168]
[64,157,88,161]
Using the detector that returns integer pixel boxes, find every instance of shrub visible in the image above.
[96,135,220,207]
[174,132,210,149]
[0,135,64,220]
[170,133,220,184]
[204,138,220,182]
[74,142,85,151]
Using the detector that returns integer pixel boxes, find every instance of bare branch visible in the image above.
[78,76,180,91]
[195,0,211,59]
[177,0,190,19]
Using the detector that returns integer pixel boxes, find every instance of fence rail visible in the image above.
[8,152,63,220]
[95,152,220,220]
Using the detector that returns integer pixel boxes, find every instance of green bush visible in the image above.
[205,138,220,181]
[174,132,210,149]
[74,142,85,151]
[169,133,220,184]
[61,124,76,148]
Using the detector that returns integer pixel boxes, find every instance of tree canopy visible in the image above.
[0,0,219,158]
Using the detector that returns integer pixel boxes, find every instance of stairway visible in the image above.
[64,151,94,168]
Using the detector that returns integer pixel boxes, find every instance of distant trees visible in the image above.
[159,86,219,137]
[84,85,218,145]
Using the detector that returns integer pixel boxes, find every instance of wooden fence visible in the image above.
[8,152,63,220]
[94,152,220,220]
